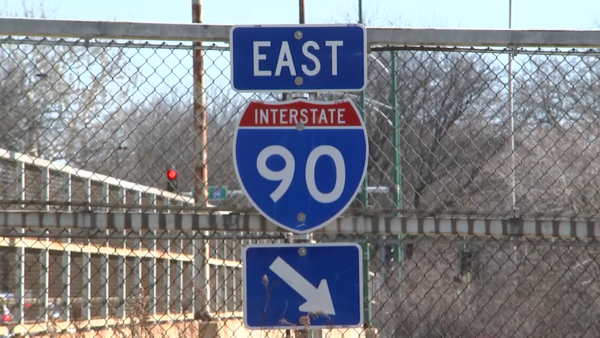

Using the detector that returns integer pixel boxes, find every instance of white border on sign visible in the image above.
[242,242,365,330]
[232,98,370,235]
[229,24,368,93]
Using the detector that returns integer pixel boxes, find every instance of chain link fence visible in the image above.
[2,35,600,218]
[0,32,599,215]
[1,33,600,218]
[0,229,599,338]
[1,19,600,337]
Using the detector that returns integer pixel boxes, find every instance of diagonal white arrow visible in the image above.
[269,256,336,315]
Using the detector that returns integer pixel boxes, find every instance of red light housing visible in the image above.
[167,169,177,180]
[2,314,11,322]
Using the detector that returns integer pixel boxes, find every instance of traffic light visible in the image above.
[1,303,11,323]
[166,169,178,193]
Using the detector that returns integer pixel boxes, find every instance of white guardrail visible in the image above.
[0,147,244,334]
[0,148,195,207]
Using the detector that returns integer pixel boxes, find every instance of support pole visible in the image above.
[358,0,363,24]
[102,184,110,320]
[299,0,305,24]
[119,187,127,318]
[15,161,25,327]
[83,179,92,325]
[358,0,371,328]
[362,237,371,327]
[509,0,516,211]
[136,192,144,309]
[358,0,368,210]
[391,51,403,281]
[192,0,211,319]
[287,2,318,337]
[192,0,208,207]
[150,195,157,317]
[63,173,71,324]
[178,236,184,314]
[164,228,171,316]
[41,168,49,325]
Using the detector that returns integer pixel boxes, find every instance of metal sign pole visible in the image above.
[290,2,315,337]
[287,0,312,243]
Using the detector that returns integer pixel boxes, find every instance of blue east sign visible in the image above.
[229,24,367,92]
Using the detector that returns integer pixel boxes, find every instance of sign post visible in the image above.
[229,22,369,331]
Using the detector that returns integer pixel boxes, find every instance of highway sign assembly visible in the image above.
[243,242,363,329]
[230,23,369,330]
[230,24,367,92]
[232,98,369,234]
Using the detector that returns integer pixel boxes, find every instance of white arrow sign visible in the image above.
[269,256,336,315]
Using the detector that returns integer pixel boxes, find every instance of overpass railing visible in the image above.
[0,147,251,335]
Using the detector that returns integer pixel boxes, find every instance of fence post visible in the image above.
[178,226,184,314]
[192,0,209,208]
[83,179,92,325]
[390,51,403,281]
[360,87,371,326]
[192,231,210,319]
[63,173,72,325]
[102,183,110,320]
[164,197,171,316]
[357,1,372,327]
[41,167,50,325]
[135,191,143,309]
[14,160,25,327]
[362,236,371,327]
[151,194,158,317]
[222,238,228,314]
[119,187,127,318]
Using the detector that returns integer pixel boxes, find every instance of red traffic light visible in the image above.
[167,169,177,180]
[2,314,11,322]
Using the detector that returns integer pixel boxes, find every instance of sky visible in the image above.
[3,0,600,112]
[4,0,600,30]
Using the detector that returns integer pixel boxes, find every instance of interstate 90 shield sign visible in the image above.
[232,98,368,234]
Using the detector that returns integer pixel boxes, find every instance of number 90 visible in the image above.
[256,145,346,203]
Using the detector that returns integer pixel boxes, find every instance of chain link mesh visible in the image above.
[1,24,600,338]
[0,230,599,337]
[1,36,598,218]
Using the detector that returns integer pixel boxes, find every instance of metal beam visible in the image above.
[0,312,196,337]
[366,28,600,48]
[181,186,393,198]
[0,18,600,47]
[1,211,599,239]
[0,17,230,42]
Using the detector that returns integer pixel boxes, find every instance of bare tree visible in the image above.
[78,87,248,202]
[0,32,134,163]
[500,53,600,215]
[322,50,509,213]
